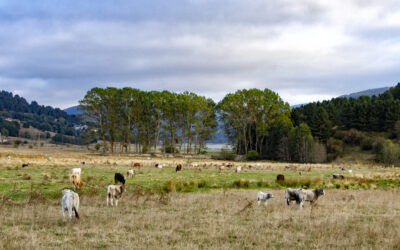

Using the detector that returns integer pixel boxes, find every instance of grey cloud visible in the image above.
[0,1,399,108]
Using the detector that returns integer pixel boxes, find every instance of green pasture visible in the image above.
[0,162,400,201]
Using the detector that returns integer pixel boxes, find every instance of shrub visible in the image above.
[376,140,400,166]
[162,181,176,193]
[360,136,374,150]
[246,150,259,161]
[198,180,208,188]
[232,179,243,188]
[327,137,343,161]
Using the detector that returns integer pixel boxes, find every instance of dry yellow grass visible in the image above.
[1,189,400,249]
[1,146,400,249]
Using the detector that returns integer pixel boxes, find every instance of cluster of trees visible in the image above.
[218,88,326,162]
[79,87,217,153]
[0,118,19,137]
[0,91,80,138]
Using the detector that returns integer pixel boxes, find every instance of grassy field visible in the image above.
[1,146,400,249]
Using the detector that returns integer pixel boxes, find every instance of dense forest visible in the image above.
[0,90,81,140]
[291,83,400,165]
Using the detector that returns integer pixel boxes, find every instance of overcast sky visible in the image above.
[0,0,399,109]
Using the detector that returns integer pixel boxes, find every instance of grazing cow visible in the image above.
[126,169,134,178]
[226,163,234,168]
[332,174,344,179]
[133,162,141,167]
[61,189,80,221]
[114,172,125,185]
[155,164,163,169]
[107,184,126,207]
[81,161,85,165]
[276,174,285,181]
[71,168,81,176]
[285,166,291,170]
[70,174,83,191]
[301,188,325,207]
[22,163,29,168]
[219,165,225,172]
[341,167,347,171]
[257,191,274,207]
[176,164,182,172]
[256,163,261,168]
[285,188,304,208]
[235,166,242,173]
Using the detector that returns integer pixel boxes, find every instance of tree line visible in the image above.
[292,83,400,141]
[80,87,325,163]
[79,87,217,153]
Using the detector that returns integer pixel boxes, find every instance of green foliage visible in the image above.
[292,85,400,135]
[288,123,314,163]
[376,140,400,166]
[246,150,259,161]
[80,88,217,154]
[327,138,343,161]
[217,88,291,159]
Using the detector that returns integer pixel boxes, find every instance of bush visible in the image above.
[376,140,400,166]
[360,136,374,150]
[198,180,208,188]
[343,129,363,145]
[246,150,259,161]
[327,137,343,161]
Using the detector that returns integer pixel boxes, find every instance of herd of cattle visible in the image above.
[60,161,331,221]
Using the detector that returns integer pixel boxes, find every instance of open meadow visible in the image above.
[1,146,400,249]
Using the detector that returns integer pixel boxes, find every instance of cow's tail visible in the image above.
[73,207,80,219]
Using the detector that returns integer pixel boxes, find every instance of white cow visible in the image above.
[127,169,134,178]
[107,184,126,207]
[257,191,274,207]
[71,168,81,176]
[235,166,242,173]
[61,189,80,221]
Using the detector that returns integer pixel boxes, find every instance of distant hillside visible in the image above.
[64,105,82,115]
[0,90,81,139]
[339,87,390,99]
[291,86,390,109]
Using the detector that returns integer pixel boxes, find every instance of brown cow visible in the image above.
[176,164,182,172]
[276,174,285,181]
[132,162,141,170]
[70,174,84,191]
